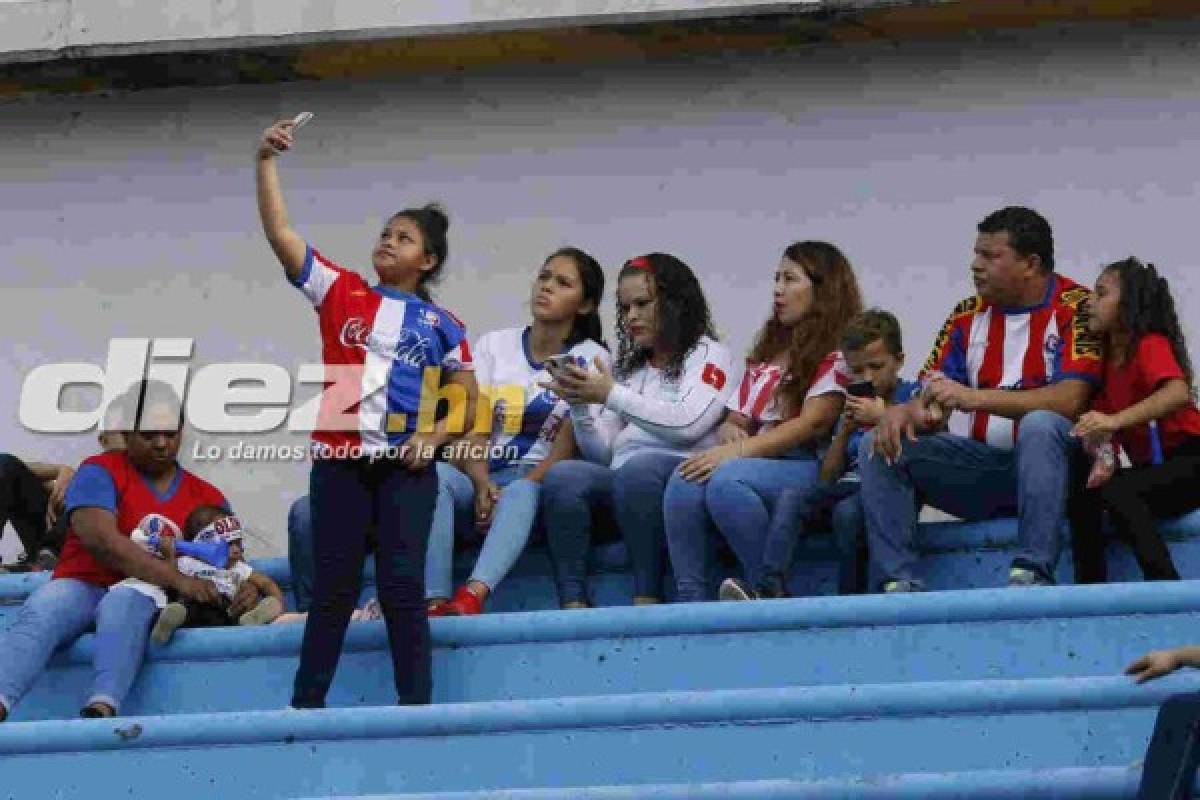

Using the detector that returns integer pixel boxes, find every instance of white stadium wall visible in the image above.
[2,15,1199,557]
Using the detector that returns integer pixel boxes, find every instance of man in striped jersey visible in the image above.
[862,207,1102,590]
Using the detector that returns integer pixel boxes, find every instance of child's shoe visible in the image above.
[239,596,283,626]
[151,602,187,643]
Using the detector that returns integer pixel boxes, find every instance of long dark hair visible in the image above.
[546,247,607,350]
[747,241,863,416]
[615,253,716,382]
[391,203,449,302]
[1103,257,1194,388]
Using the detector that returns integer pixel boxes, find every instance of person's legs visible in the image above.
[0,453,53,561]
[541,460,614,607]
[1098,452,1200,580]
[760,481,853,584]
[286,496,314,613]
[664,471,719,603]
[291,459,373,709]
[467,465,540,593]
[611,452,685,603]
[859,431,1016,587]
[829,485,868,595]
[88,586,158,713]
[427,462,475,602]
[705,456,820,588]
[1068,463,1108,584]
[374,462,438,706]
[0,578,104,717]
[1013,411,1079,580]
[1136,691,1200,800]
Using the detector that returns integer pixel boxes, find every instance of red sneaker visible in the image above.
[443,586,484,616]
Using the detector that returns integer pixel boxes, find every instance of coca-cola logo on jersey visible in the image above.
[338,317,430,368]
[339,318,373,351]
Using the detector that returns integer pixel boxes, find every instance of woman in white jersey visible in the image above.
[541,253,741,607]
[426,248,609,615]
[664,241,863,601]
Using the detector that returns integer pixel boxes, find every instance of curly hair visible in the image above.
[1103,257,1194,389]
[614,253,716,383]
[746,241,863,416]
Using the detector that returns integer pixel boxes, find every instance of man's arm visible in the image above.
[967,379,1093,422]
[71,507,220,603]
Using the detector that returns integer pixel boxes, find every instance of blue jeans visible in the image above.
[0,579,157,716]
[287,496,315,612]
[859,410,1076,586]
[1135,690,1200,799]
[292,457,437,708]
[426,463,540,597]
[763,479,866,595]
[288,462,467,609]
[665,452,820,602]
[542,452,681,605]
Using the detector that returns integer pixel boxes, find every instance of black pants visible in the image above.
[179,599,232,628]
[291,457,437,708]
[1137,691,1200,799]
[0,453,64,558]
[1069,437,1200,583]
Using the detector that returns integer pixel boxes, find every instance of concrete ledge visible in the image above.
[0,0,840,65]
[37,580,1200,666]
[316,767,1147,799]
[1,672,1196,756]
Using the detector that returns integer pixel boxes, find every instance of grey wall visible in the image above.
[3,18,1199,558]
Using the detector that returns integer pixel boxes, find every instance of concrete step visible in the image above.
[302,766,1160,799]
[8,582,1200,719]
[5,511,1198,619]
[1,674,1194,799]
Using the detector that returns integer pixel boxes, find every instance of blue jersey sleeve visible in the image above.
[64,463,118,517]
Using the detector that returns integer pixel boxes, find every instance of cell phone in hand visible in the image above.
[545,354,575,375]
[846,380,877,399]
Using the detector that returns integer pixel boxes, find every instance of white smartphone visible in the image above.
[545,354,575,375]
[290,112,314,131]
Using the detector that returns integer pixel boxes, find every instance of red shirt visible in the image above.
[1093,333,1200,466]
[54,451,228,588]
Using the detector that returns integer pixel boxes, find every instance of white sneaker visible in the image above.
[151,602,187,644]
[239,596,283,626]
[718,578,756,602]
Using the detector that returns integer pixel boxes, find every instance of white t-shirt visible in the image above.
[474,327,609,470]
[176,557,254,601]
[571,336,742,469]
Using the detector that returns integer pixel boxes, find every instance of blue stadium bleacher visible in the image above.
[3,511,1200,798]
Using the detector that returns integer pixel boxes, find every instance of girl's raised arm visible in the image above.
[255,120,307,282]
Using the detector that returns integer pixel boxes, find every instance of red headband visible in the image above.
[627,256,653,273]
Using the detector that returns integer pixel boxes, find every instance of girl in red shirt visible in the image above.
[1069,257,1200,582]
